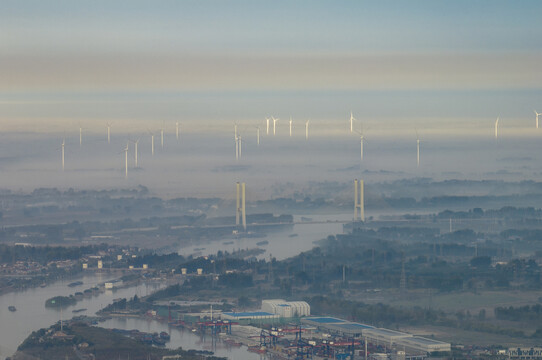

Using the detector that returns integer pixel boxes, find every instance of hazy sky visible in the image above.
[2,0,542,130]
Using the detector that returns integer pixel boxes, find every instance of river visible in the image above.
[0,273,268,360]
[178,214,348,261]
[0,214,348,359]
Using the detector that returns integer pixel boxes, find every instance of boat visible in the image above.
[256,240,269,246]
[223,241,234,245]
[72,308,87,313]
[8,306,16,312]
[153,334,166,346]
[159,331,170,340]
[224,339,242,347]
[248,345,267,354]
[288,233,298,237]
[68,281,83,287]
[142,334,153,344]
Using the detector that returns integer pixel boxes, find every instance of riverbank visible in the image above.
[11,322,226,360]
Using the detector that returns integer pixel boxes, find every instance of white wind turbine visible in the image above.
[61,138,65,171]
[106,123,112,144]
[289,116,293,137]
[235,133,243,160]
[79,125,83,147]
[266,117,270,135]
[131,138,140,168]
[176,121,180,140]
[350,111,355,133]
[160,123,165,149]
[354,126,365,161]
[305,120,310,140]
[416,130,420,168]
[256,126,260,145]
[534,110,541,129]
[494,117,499,139]
[272,116,278,135]
[148,130,155,156]
[123,142,129,178]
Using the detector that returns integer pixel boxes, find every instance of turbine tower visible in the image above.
[495,117,499,139]
[176,121,180,140]
[266,117,270,135]
[416,130,420,168]
[61,138,65,171]
[236,182,247,231]
[360,133,364,161]
[79,126,82,147]
[535,110,541,129]
[160,126,164,149]
[132,139,140,168]
[289,117,293,137]
[305,120,310,140]
[354,179,365,222]
[355,127,364,161]
[151,133,155,156]
[106,123,112,144]
[350,111,355,133]
[272,117,278,135]
[235,131,243,160]
[123,142,129,178]
[256,126,260,145]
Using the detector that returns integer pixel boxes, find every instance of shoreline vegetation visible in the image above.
[12,322,226,360]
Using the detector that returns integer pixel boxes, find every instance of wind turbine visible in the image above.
[176,121,180,140]
[350,111,355,133]
[235,134,239,160]
[535,110,541,129]
[416,130,420,168]
[266,117,270,135]
[289,117,293,137]
[123,142,129,178]
[148,131,155,156]
[106,123,112,144]
[354,127,365,161]
[305,120,310,140]
[160,123,165,149]
[272,117,278,135]
[61,138,65,171]
[131,138,140,168]
[256,126,260,145]
[235,133,243,160]
[79,125,83,147]
[495,117,499,139]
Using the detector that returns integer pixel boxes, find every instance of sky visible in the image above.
[1,0,542,132]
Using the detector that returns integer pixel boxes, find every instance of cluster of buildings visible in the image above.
[301,317,451,355]
[0,259,78,276]
[202,299,450,357]
[222,299,311,321]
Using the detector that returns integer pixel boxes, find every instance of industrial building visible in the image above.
[395,336,451,354]
[222,311,279,321]
[261,299,310,318]
[301,317,451,355]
